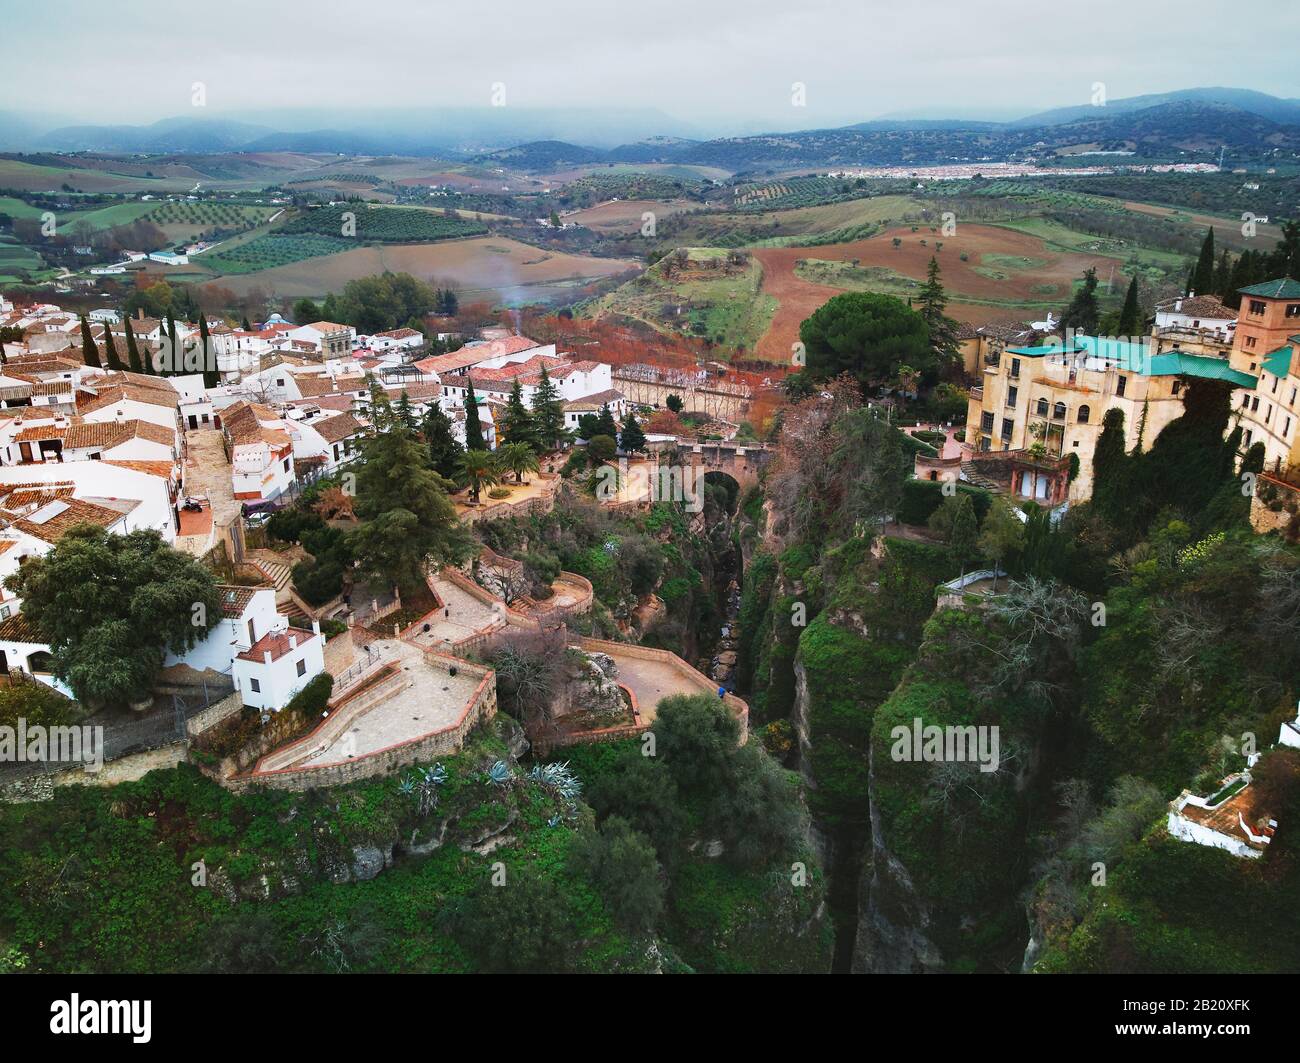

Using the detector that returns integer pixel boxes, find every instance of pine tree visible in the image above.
[499,379,538,450]
[916,256,960,366]
[531,365,567,451]
[1192,228,1215,295]
[79,316,102,369]
[1116,276,1141,337]
[347,390,473,593]
[619,410,647,453]
[423,402,464,480]
[595,404,619,440]
[124,319,143,374]
[1060,268,1101,335]
[463,379,486,452]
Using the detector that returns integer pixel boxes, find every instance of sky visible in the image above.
[6,0,1300,135]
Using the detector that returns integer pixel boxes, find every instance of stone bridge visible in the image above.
[680,439,773,491]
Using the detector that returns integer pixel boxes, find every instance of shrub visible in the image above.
[285,672,333,718]
[897,479,992,526]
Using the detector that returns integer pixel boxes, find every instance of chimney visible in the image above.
[289,634,298,650]
[312,619,321,636]
[263,650,273,666]
[1174,298,1182,312]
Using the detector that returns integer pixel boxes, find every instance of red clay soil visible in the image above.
[752,224,1123,362]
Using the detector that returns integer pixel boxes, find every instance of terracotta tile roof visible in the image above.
[304,321,348,333]
[64,419,175,450]
[216,584,258,618]
[312,412,365,444]
[1158,294,1235,319]
[563,389,625,411]
[237,628,316,663]
[12,423,67,443]
[77,384,179,416]
[223,401,291,449]
[375,327,421,339]
[0,611,40,642]
[30,380,73,397]
[102,459,176,478]
[13,497,126,543]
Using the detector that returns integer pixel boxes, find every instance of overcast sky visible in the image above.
[9,0,1300,133]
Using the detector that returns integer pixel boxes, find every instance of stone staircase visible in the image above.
[960,462,1002,491]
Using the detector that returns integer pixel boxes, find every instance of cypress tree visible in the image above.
[165,313,179,376]
[199,314,220,388]
[79,316,102,369]
[1116,276,1141,337]
[463,379,486,452]
[1192,228,1215,295]
[103,324,124,371]
[125,319,143,374]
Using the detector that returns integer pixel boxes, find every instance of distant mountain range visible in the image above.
[2,88,1297,169]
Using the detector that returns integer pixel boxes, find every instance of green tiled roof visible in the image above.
[1262,346,1294,380]
[1004,334,1257,387]
[1238,277,1300,299]
[1144,352,1257,388]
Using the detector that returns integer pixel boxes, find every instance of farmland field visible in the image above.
[565,198,699,233]
[143,200,279,238]
[750,222,1132,360]
[197,234,355,274]
[278,203,487,242]
[197,236,638,301]
[581,247,777,354]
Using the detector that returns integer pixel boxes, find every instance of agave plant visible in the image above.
[529,761,583,804]
[403,763,448,816]
[486,759,513,787]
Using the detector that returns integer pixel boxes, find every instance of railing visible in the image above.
[329,645,391,699]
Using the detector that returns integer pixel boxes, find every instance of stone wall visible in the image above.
[231,654,497,793]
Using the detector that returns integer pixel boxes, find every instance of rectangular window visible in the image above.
[1000,418,1013,442]
[296,659,306,677]
[1010,358,1021,379]
[1249,300,1267,315]
[282,458,290,472]
[1246,336,1257,349]
[1035,397,1048,417]
[1273,377,1280,394]
[1252,397,1260,412]
[1286,418,1292,437]
[1243,392,1251,407]
[250,678,260,693]
[1006,385,1018,408]
[1117,376,1127,397]
[980,411,994,433]
[1286,304,1300,318]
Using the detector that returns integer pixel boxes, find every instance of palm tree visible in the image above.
[497,442,539,485]
[461,449,500,505]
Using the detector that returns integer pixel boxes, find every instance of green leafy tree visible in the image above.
[4,526,221,707]
[977,500,1025,591]
[567,816,664,933]
[446,866,575,973]
[292,297,320,323]
[799,291,934,393]
[665,393,684,414]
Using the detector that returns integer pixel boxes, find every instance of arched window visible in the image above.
[1077,405,1090,424]
[1053,401,1067,420]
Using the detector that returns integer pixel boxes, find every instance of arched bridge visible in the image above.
[680,439,773,490]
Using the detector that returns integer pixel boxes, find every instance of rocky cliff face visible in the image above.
[852,747,944,973]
